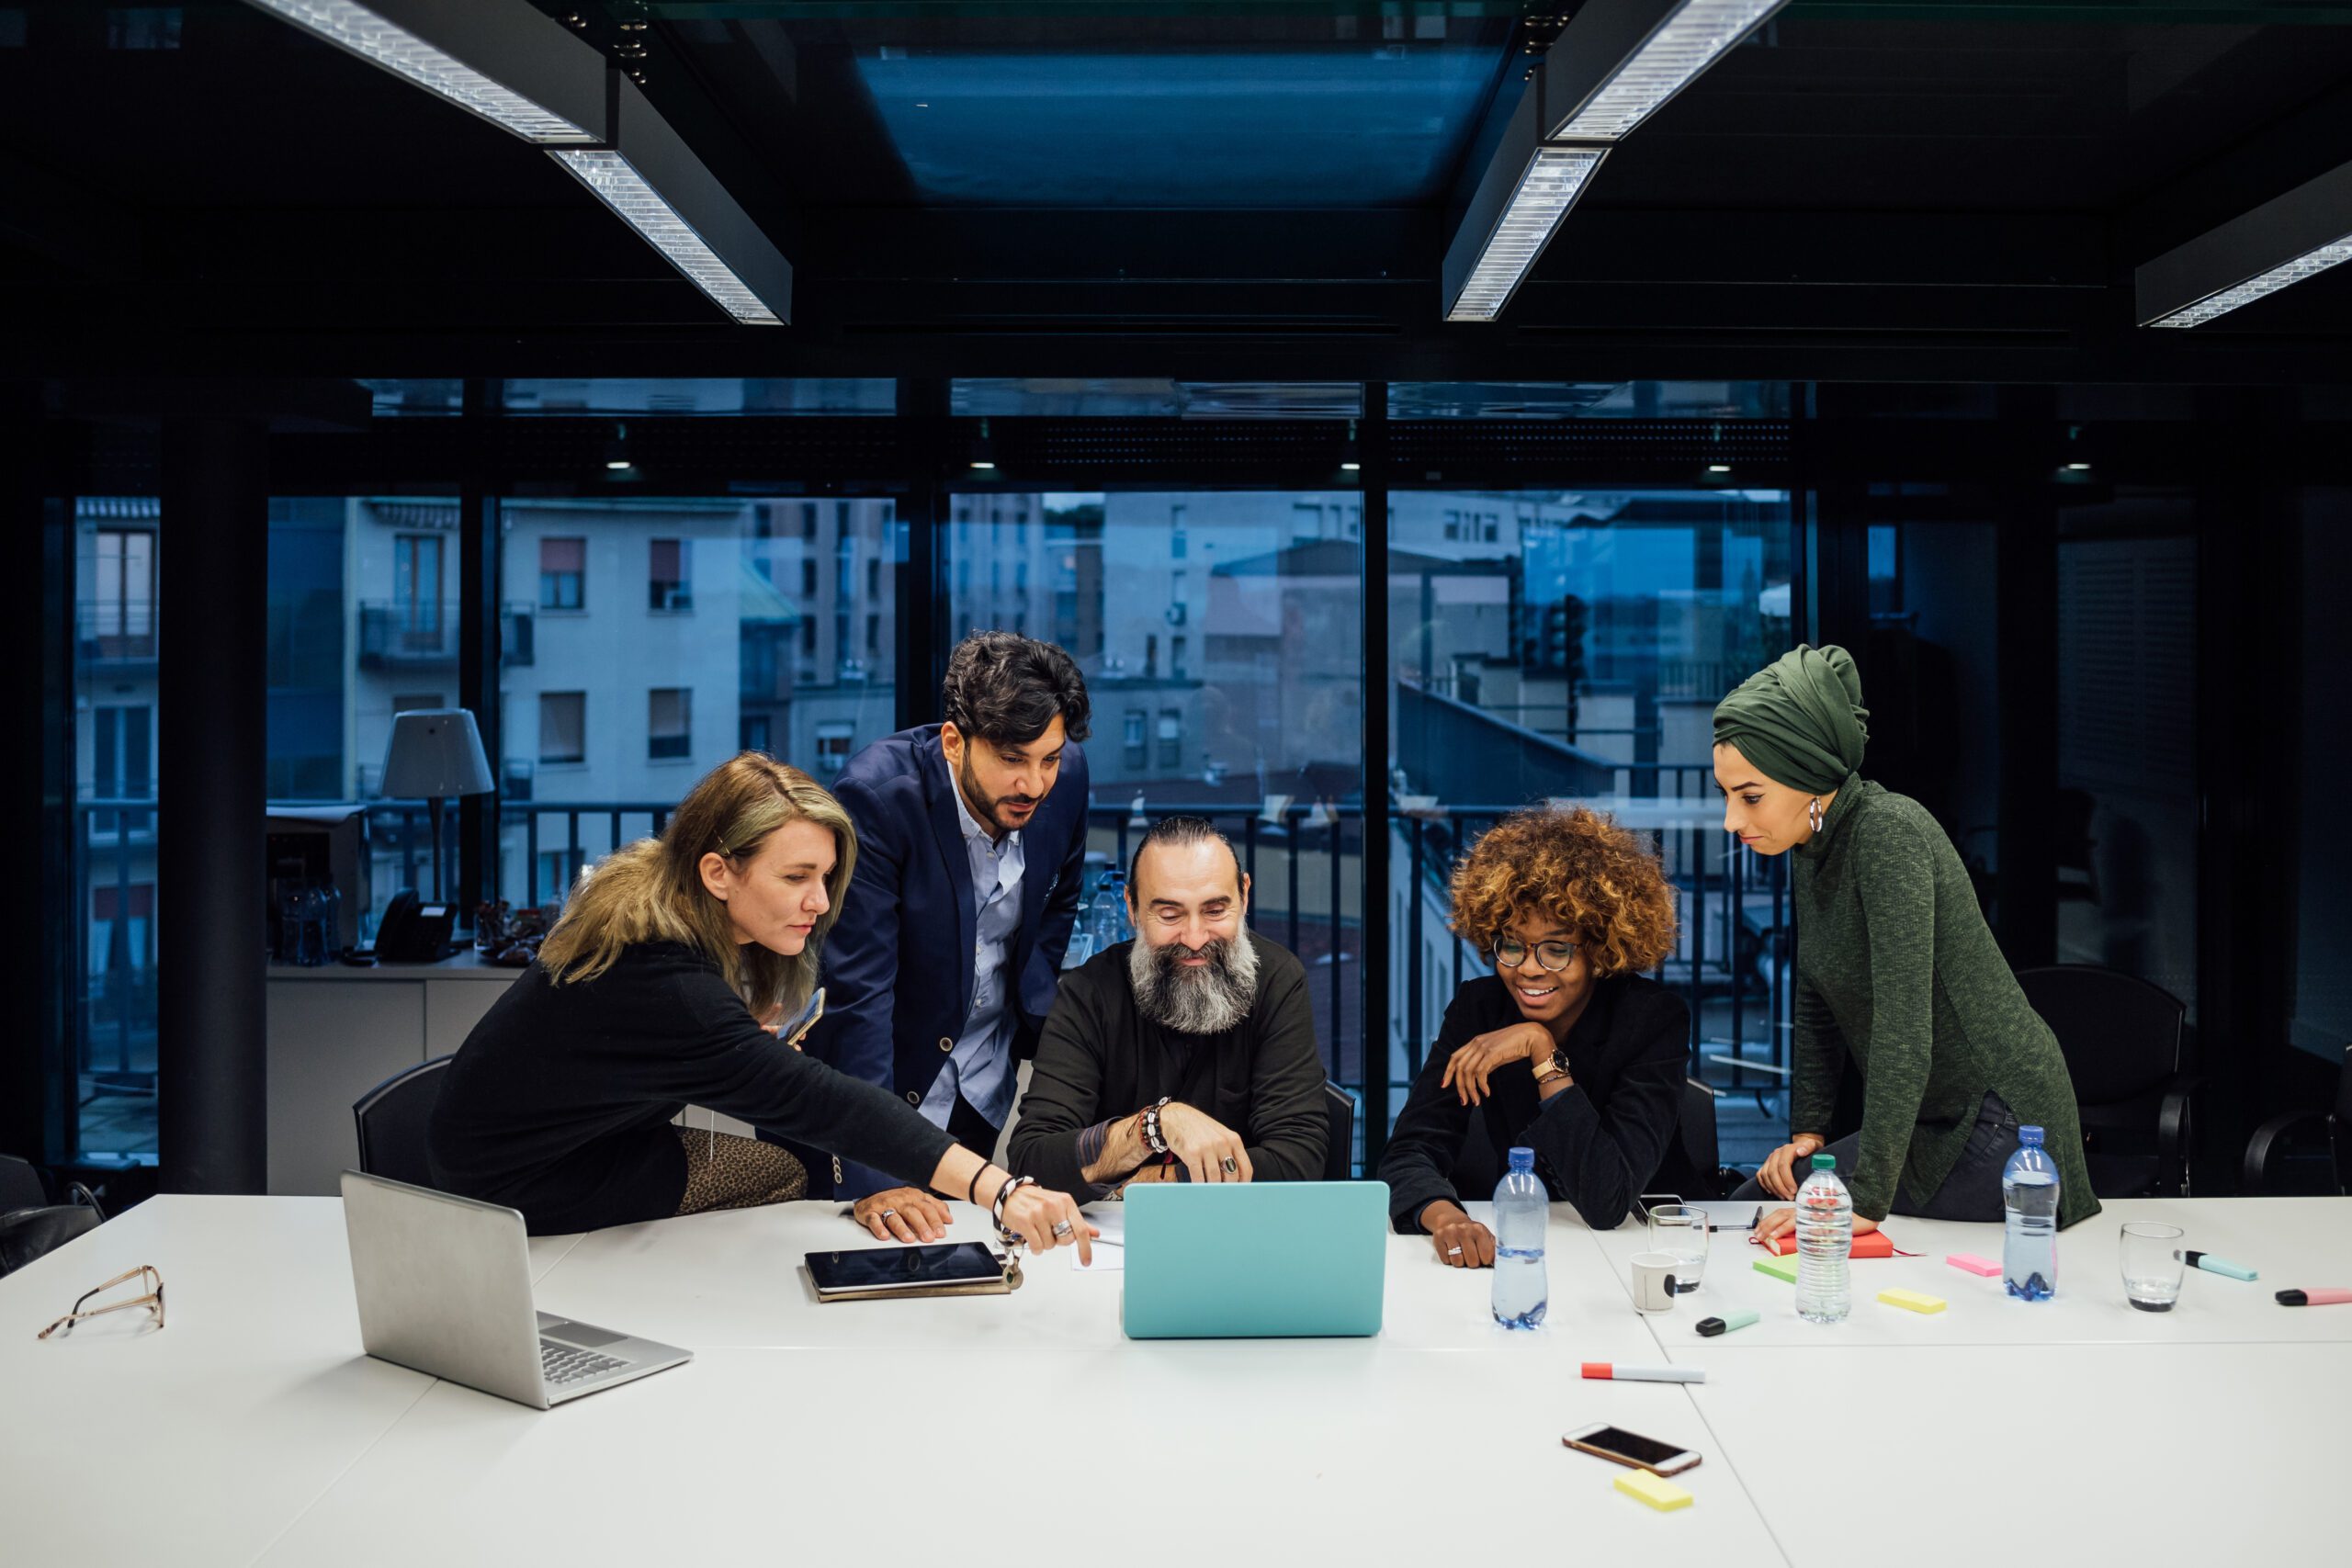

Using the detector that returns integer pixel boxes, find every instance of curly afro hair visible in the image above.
[1448,807,1679,977]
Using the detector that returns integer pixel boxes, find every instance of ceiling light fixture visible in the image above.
[2144,235,2352,329]
[969,419,997,471]
[552,151,782,325]
[1445,146,1606,322]
[2137,161,2352,330]
[1544,0,1788,141]
[242,0,606,144]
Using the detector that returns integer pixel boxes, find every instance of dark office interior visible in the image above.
[4,0,2350,1215]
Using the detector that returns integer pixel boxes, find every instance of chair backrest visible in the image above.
[1678,1079,1721,1194]
[352,1055,455,1189]
[2016,964,2186,1106]
[0,1205,100,1278]
[2335,1043,2352,1192]
[1322,1082,1355,1182]
[0,1153,50,1216]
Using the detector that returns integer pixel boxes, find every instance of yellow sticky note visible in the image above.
[1878,1287,1947,1314]
[1614,1470,1694,1512]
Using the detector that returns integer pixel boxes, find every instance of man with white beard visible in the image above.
[1007,817,1329,1194]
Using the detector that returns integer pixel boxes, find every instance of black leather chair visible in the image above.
[2242,1044,2351,1196]
[0,1153,107,1279]
[2016,964,2199,1197]
[1322,1082,1355,1181]
[352,1055,455,1188]
[1666,1078,1755,1201]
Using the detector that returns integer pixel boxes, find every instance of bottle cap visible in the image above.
[1507,1146,1535,1174]
[1810,1152,1836,1170]
[2018,1125,2044,1146]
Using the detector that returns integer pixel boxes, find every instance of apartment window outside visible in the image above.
[1124,708,1148,771]
[90,527,156,655]
[649,687,692,759]
[393,534,443,648]
[540,537,585,610]
[649,537,693,612]
[1157,708,1182,771]
[816,722,855,775]
[540,692,586,764]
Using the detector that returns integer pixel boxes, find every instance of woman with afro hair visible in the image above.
[1377,806,1690,1259]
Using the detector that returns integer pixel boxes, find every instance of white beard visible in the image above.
[1128,931,1261,1035]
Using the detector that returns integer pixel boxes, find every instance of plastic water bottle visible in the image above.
[1793,1152,1852,1324]
[1491,1146,1548,1330]
[1103,871,1135,944]
[2002,1125,2060,1301]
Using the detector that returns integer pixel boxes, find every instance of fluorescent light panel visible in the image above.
[1446,148,1606,323]
[551,151,783,326]
[1551,0,1784,141]
[246,0,598,144]
[2145,234,2352,328]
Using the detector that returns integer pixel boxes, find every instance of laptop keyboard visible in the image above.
[540,1340,630,1387]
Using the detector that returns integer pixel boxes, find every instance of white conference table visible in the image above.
[4,1193,2346,1567]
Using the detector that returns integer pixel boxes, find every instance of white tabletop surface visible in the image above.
[6,1192,2346,1565]
[1590,1197,2352,1348]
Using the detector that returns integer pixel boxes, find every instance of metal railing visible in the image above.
[356,601,537,668]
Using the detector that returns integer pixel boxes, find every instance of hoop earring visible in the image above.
[1807,796,1824,836]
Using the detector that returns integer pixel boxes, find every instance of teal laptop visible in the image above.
[1121,1181,1389,1339]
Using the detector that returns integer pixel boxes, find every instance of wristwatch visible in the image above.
[1532,1048,1571,1087]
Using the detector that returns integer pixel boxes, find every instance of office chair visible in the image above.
[352,1055,455,1189]
[2242,1043,2350,1196]
[0,1155,107,1279]
[1322,1082,1356,1181]
[2017,964,2199,1197]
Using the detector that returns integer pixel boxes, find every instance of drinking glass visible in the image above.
[2120,1222,2185,1312]
[1647,1203,1709,1293]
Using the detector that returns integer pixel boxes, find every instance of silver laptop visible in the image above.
[341,1169,691,1408]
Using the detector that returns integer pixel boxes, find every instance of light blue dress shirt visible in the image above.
[918,760,1025,1133]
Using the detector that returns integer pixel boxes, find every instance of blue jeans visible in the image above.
[1733,1089,2021,1221]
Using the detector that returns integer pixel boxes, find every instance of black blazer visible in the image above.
[1377,973,1690,1232]
[794,725,1089,1197]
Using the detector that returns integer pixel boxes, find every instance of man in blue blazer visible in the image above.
[787,632,1092,1234]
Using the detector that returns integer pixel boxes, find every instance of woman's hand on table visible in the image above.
[1419,1200,1497,1269]
[1754,1208,1879,1247]
[854,1187,952,1243]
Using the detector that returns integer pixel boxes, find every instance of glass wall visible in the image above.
[1383,487,1799,1167]
[496,495,899,908]
[76,496,162,1160]
[942,490,1368,1146]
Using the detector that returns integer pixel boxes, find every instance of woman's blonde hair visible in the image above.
[537,752,856,1013]
[1448,806,1679,977]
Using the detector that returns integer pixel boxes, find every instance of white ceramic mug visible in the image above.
[1630,1251,1681,1313]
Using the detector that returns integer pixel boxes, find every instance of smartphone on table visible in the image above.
[1562,1423,1702,1477]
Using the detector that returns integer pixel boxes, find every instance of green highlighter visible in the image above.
[1753,1254,1799,1284]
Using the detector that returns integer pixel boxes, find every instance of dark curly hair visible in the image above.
[941,630,1091,746]
[1448,807,1679,977]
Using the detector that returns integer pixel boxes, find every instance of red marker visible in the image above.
[1580,1362,1705,1384]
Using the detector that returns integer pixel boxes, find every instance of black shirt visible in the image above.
[426,942,955,1235]
[1377,973,1690,1233]
[1007,933,1329,1196]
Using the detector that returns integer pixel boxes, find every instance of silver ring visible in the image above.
[1446,1247,1463,1256]
[1050,1220,1074,1239]
[1219,1156,1239,1174]
[879,1208,897,1220]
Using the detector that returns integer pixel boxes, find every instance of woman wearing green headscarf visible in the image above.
[1716,645,2098,1242]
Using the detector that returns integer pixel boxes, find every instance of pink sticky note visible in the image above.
[1947,1252,2001,1277]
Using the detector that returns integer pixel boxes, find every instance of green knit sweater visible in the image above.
[1790,776,2100,1228]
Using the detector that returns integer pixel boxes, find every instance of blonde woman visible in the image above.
[427,752,1093,1258]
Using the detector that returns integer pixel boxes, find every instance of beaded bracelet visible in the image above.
[1140,1096,1174,1156]
[990,1173,1037,1242]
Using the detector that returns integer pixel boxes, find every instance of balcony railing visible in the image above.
[75,602,160,667]
[356,602,537,669]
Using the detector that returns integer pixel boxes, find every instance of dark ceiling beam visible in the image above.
[2135,158,2352,328]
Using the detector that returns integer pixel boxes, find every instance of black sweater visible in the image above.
[426,942,955,1235]
[1007,933,1329,1195]
[1377,973,1690,1233]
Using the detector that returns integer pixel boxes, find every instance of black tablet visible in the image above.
[806,1242,1006,1296]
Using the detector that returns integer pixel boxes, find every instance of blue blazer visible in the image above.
[793,725,1090,1199]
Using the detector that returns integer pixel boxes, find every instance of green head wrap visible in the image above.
[1712,644,1870,795]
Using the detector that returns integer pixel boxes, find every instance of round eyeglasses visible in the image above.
[1491,937,1577,972]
